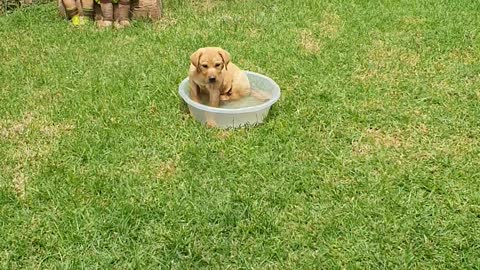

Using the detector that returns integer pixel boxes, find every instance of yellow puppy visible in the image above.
[189,47,251,108]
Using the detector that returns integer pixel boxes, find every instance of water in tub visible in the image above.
[197,89,270,109]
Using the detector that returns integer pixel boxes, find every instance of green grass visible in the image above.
[1,0,480,268]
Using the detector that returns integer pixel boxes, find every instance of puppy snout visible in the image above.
[208,76,216,83]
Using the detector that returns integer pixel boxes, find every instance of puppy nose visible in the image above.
[208,76,216,82]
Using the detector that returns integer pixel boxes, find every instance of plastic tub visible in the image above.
[179,71,281,128]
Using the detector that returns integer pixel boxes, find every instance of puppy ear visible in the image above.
[190,49,203,72]
[218,49,231,70]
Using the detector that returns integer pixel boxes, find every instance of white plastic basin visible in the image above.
[179,71,281,128]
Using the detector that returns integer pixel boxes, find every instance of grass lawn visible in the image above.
[1,0,480,268]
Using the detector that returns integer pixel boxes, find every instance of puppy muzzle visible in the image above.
[208,76,216,83]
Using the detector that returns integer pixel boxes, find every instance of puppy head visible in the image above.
[190,47,231,84]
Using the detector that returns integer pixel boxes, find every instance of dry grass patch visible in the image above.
[1,112,74,199]
[446,49,478,65]
[318,10,342,39]
[352,128,405,157]
[248,28,262,38]
[117,155,179,180]
[154,13,178,31]
[400,16,426,26]
[299,29,321,54]
[190,0,218,12]
[155,159,177,179]
[298,10,342,54]
[352,40,421,86]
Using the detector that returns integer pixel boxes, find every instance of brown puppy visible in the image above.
[189,47,251,109]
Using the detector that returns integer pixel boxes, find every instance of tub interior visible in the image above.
[180,72,278,110]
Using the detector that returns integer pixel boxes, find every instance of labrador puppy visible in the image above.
[189,47,251,107]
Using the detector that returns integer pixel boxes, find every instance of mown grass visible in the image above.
[1,0,479,268]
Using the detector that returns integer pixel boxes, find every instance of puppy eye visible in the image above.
[201,64,208,68]
[215,63,221,68]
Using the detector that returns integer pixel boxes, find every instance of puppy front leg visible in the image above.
[208,88,220,108]
[205,88,220,127]
[189,81,201,104]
